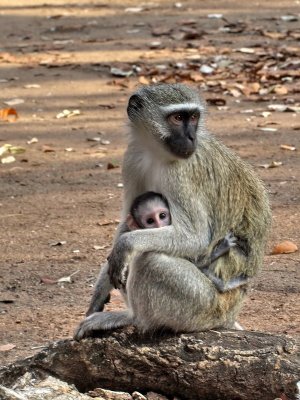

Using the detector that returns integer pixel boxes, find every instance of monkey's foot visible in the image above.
[74,311,133,341]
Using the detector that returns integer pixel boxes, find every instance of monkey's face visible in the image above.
[135,202,171,229]
[163,108,199,159]
[127,84,205,160]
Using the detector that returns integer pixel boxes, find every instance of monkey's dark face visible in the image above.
[163,109,199,159]
[127,84,205,160]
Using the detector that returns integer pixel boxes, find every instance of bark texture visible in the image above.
[0,328,299,400]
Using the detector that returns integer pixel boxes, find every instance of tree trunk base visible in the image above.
[0,328,299,400]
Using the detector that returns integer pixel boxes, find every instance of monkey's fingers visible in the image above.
[74,313,107,340]
[74,311,132,340]
[73,317,94,341]
[225,231,238,248]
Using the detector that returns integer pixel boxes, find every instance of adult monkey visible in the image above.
[74,84,271,340]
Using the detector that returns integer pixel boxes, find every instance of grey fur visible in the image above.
[74,83,271,340]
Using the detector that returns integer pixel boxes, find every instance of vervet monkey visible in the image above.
[74,83,271,340]
[86,192,246,317]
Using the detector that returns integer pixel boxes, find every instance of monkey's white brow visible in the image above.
[160,103,204,114]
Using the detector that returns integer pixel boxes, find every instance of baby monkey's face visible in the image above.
[136,197,171,229]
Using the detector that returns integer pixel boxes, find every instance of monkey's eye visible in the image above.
[190,113,199,125]
[146,218,155,225]
[169,113,183,125]
[159,212,166,220]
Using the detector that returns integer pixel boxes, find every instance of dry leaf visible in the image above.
[271,241,298,255]
[98,103,116,109]
[0,343,16,352]
[40,276,58,285]
[57,270,79,283]
[267,104,300,113]
[24,84,40,89]
[208,14,223,19]
[200,65,214,74]
[257,127,278,132]
[87,137,101,142]
[179,27,204,40]
[0,108,18,121]
[1,144,26,155]
[259,161,282,169]
[149,41,162,49]
[56,109,80,119]
[180,19,197,25]
[281,15,298,22]
[152,27,172,36]
[4,98,24,106]
[261,112,271,118]
[110,67,133,77]
[93,245,108,250]
[228,88,241,98]
[241,82,260,96]
[273,85,288,95]
[125,7,143,13]
[189,71,204,82]
[50,240,66,246]
[1,156,16,164]
[237,48,255,54]
[257,121,278,127]
[206,98,226,106]
[42,145,55,152]
[107,162,119,169]
[139,76,150,85]
[280,144,296,151]
[27,137,38,144]
[98,220,118,226]
[262,31,287,40]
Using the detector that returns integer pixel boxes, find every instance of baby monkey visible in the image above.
[126,191,249,293]
[127,191,171,230]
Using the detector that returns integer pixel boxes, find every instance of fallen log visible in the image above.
[0,328,299,400]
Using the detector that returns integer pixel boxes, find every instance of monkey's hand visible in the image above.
[107,235,132,288]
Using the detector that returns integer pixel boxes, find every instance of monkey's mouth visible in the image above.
[167,143,196,159]
[163,135,197,159]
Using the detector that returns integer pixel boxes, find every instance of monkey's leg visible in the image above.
[86,262,114,316]
[203,271,249,293]
[127,253,234,333]
[74,310,133,341]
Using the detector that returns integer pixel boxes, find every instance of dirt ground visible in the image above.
[0,0,299,367]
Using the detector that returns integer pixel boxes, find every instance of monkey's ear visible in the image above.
[127,94,144,119]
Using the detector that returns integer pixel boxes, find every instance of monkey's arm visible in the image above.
[198,232,250,293]
[208,232,237,262]
[108,224,203,288]
[86,221,130,315]
[86,262,112,316]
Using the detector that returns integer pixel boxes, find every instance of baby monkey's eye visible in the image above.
[159,212,167,219]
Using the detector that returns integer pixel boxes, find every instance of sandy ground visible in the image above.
[0,0,299,367]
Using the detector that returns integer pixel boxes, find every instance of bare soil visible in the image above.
[0,0,299,367]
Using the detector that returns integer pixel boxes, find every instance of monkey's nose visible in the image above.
[186,127,196,143]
